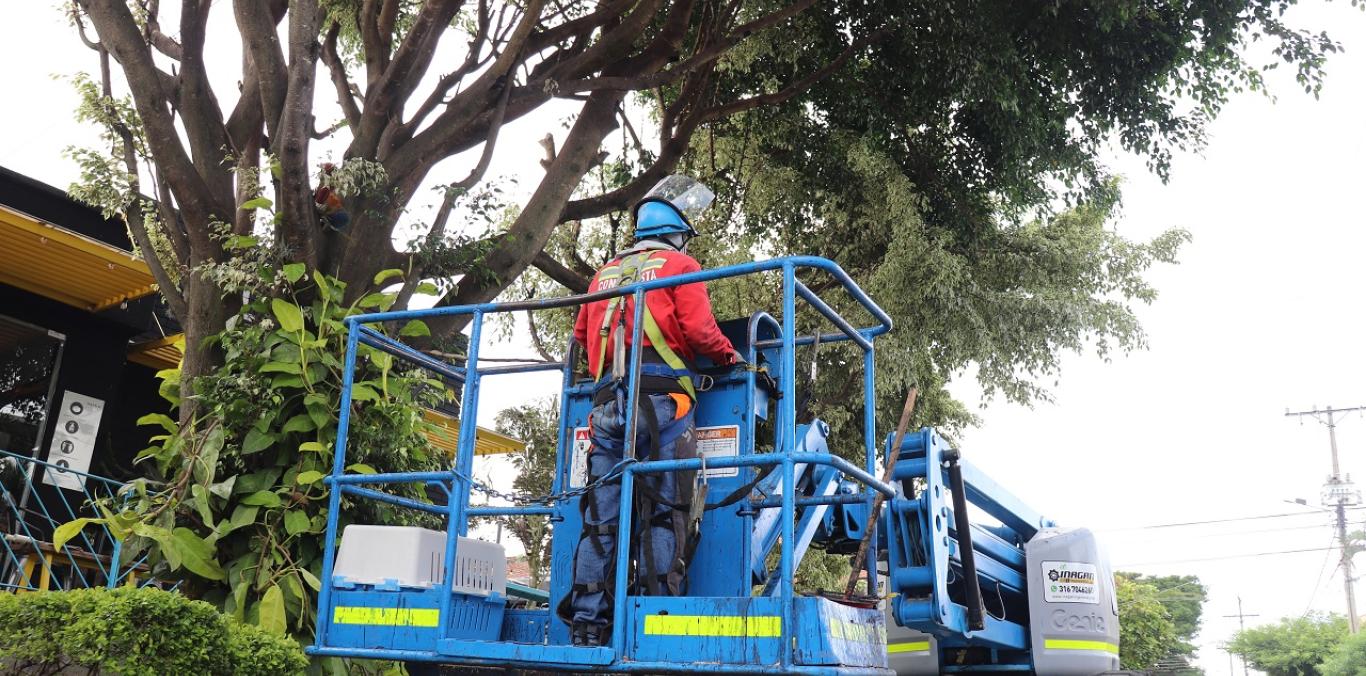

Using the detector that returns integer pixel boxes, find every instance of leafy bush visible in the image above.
[228,619,312,675]
[1228,613,1347,676]
[1321,628,1366,676]
[54,267,448,640]
[0,587,306,675]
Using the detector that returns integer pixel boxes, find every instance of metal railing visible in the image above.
[313,255,895,668]
[0,449,152,592]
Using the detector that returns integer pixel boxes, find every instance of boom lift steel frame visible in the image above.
[307,256,1063,674]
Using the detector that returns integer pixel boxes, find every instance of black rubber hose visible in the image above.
[945,448,987,631]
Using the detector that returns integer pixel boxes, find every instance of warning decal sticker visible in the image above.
[1042,561,1100,604]
[696,425,740,478]
[568,427,591,488]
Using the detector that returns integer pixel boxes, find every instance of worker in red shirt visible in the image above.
[558,175,742,646]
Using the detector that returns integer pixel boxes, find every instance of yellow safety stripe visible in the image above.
[333,606,439,628]
[887,640,932,654]
[642,615,781,637]
[1043,639,1120,655]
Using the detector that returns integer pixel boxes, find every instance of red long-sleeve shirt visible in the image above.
[573,249,735,377]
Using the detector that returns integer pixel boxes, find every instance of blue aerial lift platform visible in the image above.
[308,257,1121,675]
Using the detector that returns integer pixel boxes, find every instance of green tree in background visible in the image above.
[1228,613,1348,676]
[1321,629,1366,676]
[1121,573,1209,665]
[492,397,561,588]
[1117,574,1179,670]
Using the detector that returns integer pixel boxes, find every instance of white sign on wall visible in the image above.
[43,391,104,491]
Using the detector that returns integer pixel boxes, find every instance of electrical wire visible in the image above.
[1301,534,1339,617]
[1118,546,1336,567]
[1102,507,1366,532]
[1116,520,1359,541]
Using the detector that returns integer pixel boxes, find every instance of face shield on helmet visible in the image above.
[632,175,716,241]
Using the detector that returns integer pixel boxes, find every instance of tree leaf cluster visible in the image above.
[64,0,1341,426]
[491,397,561,588]
[59,267,447,644]
[1228,613,1349,676]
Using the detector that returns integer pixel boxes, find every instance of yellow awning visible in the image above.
[0,204,158,311]
[128,334,184,370]
[423,409,526,456]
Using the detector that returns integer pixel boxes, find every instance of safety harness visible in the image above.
[558,251,796,634]
[558,250,705,632]
[591,251,697,400]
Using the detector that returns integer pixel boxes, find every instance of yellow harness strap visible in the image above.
[593,252,696,399]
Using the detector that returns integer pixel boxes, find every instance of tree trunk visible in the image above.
[177,271,231,426]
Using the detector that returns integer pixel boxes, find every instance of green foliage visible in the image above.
[1321,628,1366,676]
[493,397,560,588]
[66,267,445,642]
[1116,574,1178,670]
[1228,613,1348,676]
[1120,573,1208,659]
[0,587,306,675]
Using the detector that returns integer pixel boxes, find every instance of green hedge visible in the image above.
[0,586,306,675]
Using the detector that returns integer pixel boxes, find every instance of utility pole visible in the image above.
[1287,404,1366,633]
[1223,596,1259,676]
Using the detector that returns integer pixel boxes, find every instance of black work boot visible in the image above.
[571,623,607,646]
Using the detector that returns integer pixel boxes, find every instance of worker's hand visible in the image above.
[727,349,746,367]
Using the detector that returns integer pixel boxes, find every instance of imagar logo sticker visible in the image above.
[1041,561,1099,604]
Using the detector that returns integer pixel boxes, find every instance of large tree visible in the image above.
[1228,614,1348,676]
[66,0,1337,425]
[1120,572,1209,665]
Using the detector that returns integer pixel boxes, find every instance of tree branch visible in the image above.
[401,0,493,139]
[389,0,544,180]
[143,0,183,60]
[271,0,324,266]
[525,308,556,361]
[524,0,631,54]
[429,90,625,335]
[352,0,469,159]
[393,78,512,310]
[702,28,891,123]
[176,0,235,207]
[359,0,386,84]
[233,0,289,140]
[321,21,361,129]
[560,78,709,223]
[78,0,226,252]
[531,251,590,293]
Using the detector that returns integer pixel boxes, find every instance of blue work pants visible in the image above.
[569,392,696,627]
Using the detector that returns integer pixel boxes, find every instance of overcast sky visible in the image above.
[3,3,1366,674]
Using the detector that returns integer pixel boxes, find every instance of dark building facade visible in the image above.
[0,165,173,486]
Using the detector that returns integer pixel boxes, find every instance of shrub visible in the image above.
[228,619,311,675]
[1322,629,1366,676]
[0,587,305,675]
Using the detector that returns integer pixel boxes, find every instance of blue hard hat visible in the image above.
[633,200,695,240]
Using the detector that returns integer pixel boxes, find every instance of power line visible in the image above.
[1116,519,1357,540]
[1119,546,1336,567]
[1103,508,1366,532]
[1303,534,1340,617]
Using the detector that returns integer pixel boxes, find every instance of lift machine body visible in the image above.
[308,257,1120,674]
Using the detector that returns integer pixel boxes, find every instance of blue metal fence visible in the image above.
[0,449,153,592]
